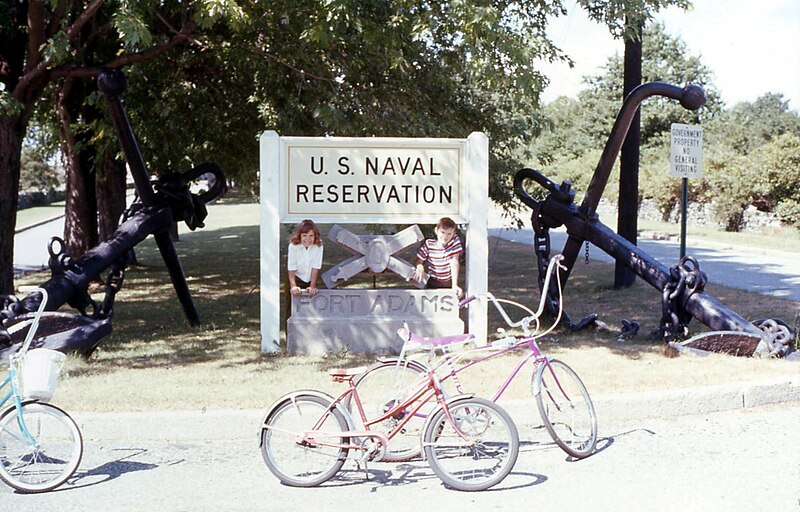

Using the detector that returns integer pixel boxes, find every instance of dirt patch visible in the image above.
[681,332,761,357]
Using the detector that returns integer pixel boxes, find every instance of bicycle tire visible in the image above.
[423,397,519,491]
[533,359,597,459]
[260,394,349,487]
[0,401,83,493]
[350,359,428,462]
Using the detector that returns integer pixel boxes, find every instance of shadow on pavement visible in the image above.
[67,448,175,490]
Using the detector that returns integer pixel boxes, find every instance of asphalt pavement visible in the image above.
[1,398,798,510]
[487,204,800,301]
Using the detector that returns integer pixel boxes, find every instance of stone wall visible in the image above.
[599,199,784,233]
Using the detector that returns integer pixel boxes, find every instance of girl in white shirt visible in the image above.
[287,219,323,297]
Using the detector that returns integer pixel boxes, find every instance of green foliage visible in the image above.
[705,93,800,154]
[639,143,680,217]
[580,22,723,142]
[0,84,23,117]
[751,133,800,227]
[530,21,800,232]
[112,6,153,50]
[42,32,72,65]
[111,1,574,199]
[20,146,62,191]
[694,143,750,230]
[578,0,691,39]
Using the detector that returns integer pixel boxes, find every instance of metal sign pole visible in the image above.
[680,177,688,259]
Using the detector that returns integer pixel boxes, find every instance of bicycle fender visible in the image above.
[374,357,429,372]
[419,393,475,457]
[260,389,333,428]
[0,399,40,420]
[259,390,356,443]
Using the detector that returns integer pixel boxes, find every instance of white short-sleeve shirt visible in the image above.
[287,243,323,283]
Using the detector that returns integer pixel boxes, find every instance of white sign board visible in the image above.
[670,123,703,178]
[259,132,489,353]
[286,144,462,220]
[271,136,471,223]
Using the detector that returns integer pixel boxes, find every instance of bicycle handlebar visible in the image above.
[484,255,565,333]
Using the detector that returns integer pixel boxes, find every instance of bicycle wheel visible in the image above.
[260,394,349,487]
[351,359,428,461]
[0,401,83,493]
[423,397,519,491]
[533,358,597,459]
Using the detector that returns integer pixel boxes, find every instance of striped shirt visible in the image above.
[416,236,463,281]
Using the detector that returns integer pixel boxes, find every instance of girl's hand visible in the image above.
[308,286,319,297]
[290,286,302,296]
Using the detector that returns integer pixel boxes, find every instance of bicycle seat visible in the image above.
[398,327,476,351]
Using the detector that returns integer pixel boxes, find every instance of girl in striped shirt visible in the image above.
[412,217,463,298]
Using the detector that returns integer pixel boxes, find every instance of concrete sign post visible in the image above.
[259,132,489,353]
[670,123,703,258]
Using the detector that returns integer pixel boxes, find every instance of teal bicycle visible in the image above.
[0,288,83,493]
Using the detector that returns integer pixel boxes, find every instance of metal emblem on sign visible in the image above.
[321,225,428,289]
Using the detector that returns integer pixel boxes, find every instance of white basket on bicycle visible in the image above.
[20,348,66,402]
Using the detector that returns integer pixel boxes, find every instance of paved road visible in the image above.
[13,215,64,275]
[2,403,798,511]
[489,226,800,301]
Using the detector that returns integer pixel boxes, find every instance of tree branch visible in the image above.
[52,19,199,79]
[154,10,206,49]
[25,0,47,75]
[247,46,339,84]
[46,0,71,38]
[16,0,106,101]
[66,0,106,42]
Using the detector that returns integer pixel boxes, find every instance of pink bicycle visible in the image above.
[352,255,597,461]
[259,348,519,491]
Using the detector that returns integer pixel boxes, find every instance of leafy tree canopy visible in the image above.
[529,20,800,231]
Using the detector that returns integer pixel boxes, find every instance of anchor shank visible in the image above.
[545,197,760,334]
[98,68,156,207]
[581,82,705,217]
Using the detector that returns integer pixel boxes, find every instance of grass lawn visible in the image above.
[15,202,66,230]
[13,192,800,412]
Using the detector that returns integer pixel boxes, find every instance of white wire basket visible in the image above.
[20,348,66,402]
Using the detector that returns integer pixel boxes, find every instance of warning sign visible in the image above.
[670,123,703,178]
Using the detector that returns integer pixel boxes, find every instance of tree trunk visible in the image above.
[0,118,24,294]
[96,151,127,242]
[614,23,643,289]
[58,78,98,258]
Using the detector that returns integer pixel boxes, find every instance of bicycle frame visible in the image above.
[272,362,474,458]
[397,254,575,412]
[1,288,50,448]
